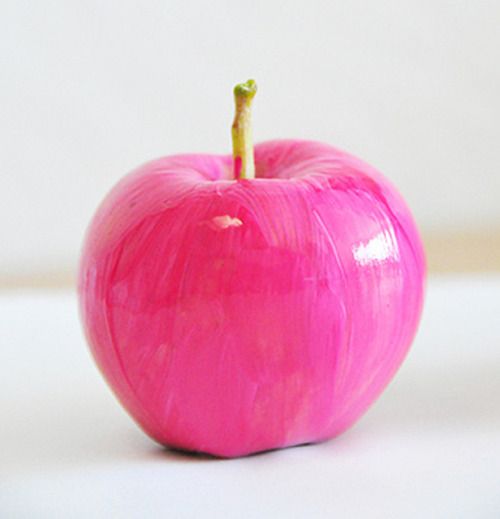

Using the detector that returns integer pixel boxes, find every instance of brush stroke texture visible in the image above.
[79,140,426,457]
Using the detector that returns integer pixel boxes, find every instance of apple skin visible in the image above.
[79,139,425,458]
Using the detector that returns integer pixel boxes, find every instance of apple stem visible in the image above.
[231,79,257,180]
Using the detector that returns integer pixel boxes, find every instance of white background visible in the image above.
[2,4,500,515]
[1,0,500,278]
[2,276,500,517]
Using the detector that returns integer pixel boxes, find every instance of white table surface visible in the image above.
[1,275,500,518]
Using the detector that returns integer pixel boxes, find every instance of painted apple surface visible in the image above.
[79,138,425,457]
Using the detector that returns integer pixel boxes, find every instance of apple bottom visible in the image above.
[136,354,406,459]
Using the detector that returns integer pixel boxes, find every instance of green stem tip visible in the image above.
[231,79,257,179]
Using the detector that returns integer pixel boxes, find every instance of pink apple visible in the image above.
[79,81,425,457]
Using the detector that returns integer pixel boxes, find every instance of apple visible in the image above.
[79,80,425,457]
